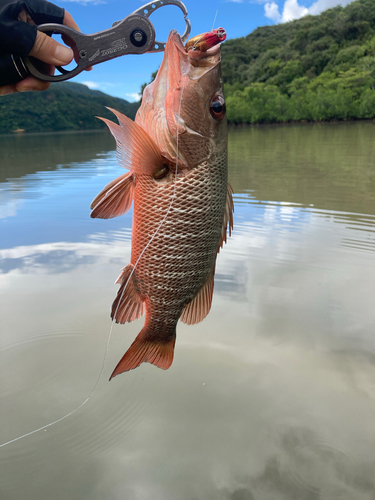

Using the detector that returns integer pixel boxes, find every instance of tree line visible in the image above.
[221,0,375,123]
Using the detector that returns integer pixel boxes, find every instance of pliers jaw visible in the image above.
[131,0,191,53]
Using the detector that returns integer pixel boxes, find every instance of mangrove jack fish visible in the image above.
[91,29,233,378]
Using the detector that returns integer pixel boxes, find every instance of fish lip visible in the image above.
[187,44,222,59]
[168,29,222,59]
[168,29,188,55]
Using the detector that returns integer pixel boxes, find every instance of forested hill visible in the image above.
[222,0,375,123]
[2,0,375,132]
[0,82,140,134]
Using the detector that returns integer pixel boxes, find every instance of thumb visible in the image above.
[29,31,74,66]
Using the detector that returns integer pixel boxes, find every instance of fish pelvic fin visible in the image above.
[111,264,145,324]
[90,172,135,219]
[109,328,176,379]
[97,109,165,176]
[218,183,234,252]
[180,269,215,325]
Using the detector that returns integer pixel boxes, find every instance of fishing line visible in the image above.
[190,14,222,52]
[110,78,185,325]
[0,63,186,450]
[211,10,218,31]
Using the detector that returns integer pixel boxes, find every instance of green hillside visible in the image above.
[222,0,375,123]
[0,82,140,134]
[1,0,375,131]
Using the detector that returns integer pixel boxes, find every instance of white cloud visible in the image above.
[81,81,100,89]
[281,0,309,22]
[265,0,355,24]
[308,0,354,15]
[0,240,130,267]
[125,92,141,102]
[0,201,22,219]
[265,2,281,22]
[81,81,115,92]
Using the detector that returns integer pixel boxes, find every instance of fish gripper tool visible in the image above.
[13,0,191,83]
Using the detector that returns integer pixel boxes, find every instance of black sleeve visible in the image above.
[0,0,64,85]
[0,0,64,57]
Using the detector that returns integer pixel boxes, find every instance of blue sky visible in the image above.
[57,0,355,101]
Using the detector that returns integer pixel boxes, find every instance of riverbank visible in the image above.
[2,117,374,137]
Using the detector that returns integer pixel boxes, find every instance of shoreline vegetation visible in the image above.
[0,82,140,135]
[1,0,374,133]
[3,118,374,137]
[222,0,375,124]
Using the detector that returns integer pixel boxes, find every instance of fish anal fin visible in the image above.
[110,329,176,378]
[111,264,145,324]
[180,270,215,325]
[218,183,234,251]
[90,172,135,219]
[98,109,164,176]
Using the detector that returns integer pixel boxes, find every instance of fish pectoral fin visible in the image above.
[98,108,164,176]
[180,270,215,325]
[218,183,234,252]
[110,329,176,378]
[90,172,135,219]
[111,264,145,323]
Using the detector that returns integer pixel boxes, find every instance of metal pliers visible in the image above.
[13,0,191,83]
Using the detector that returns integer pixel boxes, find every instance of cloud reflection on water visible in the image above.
[1,125,375,500]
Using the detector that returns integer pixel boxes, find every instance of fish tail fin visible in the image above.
[109,326,176,379]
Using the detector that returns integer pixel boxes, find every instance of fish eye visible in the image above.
[210,96,226,120]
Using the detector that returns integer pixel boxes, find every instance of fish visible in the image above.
[90,28,233,378]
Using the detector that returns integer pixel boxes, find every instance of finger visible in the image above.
[0,85,16,96]
[63,11,80,32]
[29,31,73,66]
[20,0,64,25]
[61,32,80,64]
[60,35,93,70]
[15,75,50,92]
[62,13,93,71]
[62,11,92,70]
[18,8,35,25]
[62,12,82,66]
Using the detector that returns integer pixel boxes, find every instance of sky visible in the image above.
[57,0,356,101]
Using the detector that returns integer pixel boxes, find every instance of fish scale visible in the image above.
[133,163,226,297]
[91,30,233,377]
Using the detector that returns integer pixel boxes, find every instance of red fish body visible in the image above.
[91,30,233,378]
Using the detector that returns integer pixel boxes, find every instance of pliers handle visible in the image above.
[17,0,191,83]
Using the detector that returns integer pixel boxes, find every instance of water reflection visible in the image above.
[0,130,115,183]
[1,124,375,500]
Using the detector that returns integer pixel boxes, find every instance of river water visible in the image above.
[1,123,375,500]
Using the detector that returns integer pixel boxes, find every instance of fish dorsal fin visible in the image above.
[218,183,234,252]
[98,108,164,176]
[180,270,215,325]
[90,172,135,219]
[111,264,145,324]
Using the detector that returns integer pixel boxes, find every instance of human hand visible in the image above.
[0,0,91,95]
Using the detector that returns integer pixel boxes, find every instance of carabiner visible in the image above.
[131,0,191,52]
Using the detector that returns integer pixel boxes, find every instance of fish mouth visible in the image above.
[166,29,224,65]
[161,29,223,91]
[184,27,226,57]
